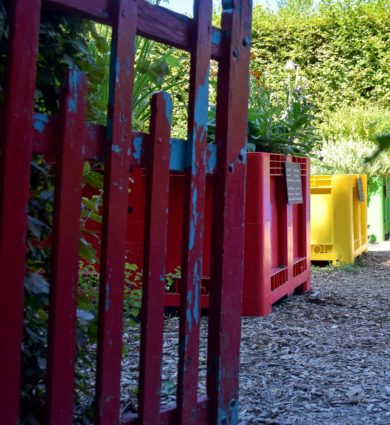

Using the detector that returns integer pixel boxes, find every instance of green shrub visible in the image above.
[208,64,320,155]
[311,137,390,176]
[312,103,390,176]
[319,103,390,143]
[251,0,390,114]
[246,67,319,155]
[250,1,390,170]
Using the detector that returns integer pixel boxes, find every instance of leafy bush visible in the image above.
[208,64,319,156]
[85,23,184,129]
[19,157,101,422]
[246,68,319,155]
[312,103,390,176]
[311,137,390,176]
[250,0,390,167]
[251,0,390,115]
[319,103,390,143]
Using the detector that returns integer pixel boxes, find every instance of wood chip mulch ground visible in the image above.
[237,242,390,424]
[80,243,390,424]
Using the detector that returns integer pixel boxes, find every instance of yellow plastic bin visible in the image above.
[310,175,368,264]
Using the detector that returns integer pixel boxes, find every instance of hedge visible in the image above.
[250,0,390,115]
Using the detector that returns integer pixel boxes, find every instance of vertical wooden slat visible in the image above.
[95,0,137,423]
[138,92,172,424]
[286,157,294,280]
[45,70,87,424]
[0,1,41,422]
[176,0,213,423]
[207,1,252,424]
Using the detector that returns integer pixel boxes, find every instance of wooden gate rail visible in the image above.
[43,0,225,60]
[0,0,252,424]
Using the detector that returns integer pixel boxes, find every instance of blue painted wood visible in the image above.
[169,138,186,171]
[176,1,213,422]
[171,139,216,174]
[30,114,218,174]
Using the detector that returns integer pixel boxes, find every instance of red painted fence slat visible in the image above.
[207,1,252,424]
[138,93,172,424]
[46,70,87,424]
[176,1,213,423]
[0,1,42,422]
[95,0,137,423]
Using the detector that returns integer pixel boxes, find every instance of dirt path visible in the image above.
[238,242,390,424]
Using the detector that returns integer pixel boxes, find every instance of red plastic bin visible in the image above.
[87,152,311,316]
[126,167,213,309]
[124,152,310,316]
[242,152,311,316]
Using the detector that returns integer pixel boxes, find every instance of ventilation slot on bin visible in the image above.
[271,268,288,290]
[270,154,285,176]
[292,157,308,176]
[293,258,307,277]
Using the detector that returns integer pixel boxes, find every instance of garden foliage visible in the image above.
[250,0,390,167]
[251,0,390,113]
[312,104,390,175]
[208,64,319,156]
[246,72,318,155]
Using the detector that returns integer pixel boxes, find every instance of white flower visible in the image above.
[285,61,298,73]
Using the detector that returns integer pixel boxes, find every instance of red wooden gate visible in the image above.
[0,1,252,423]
